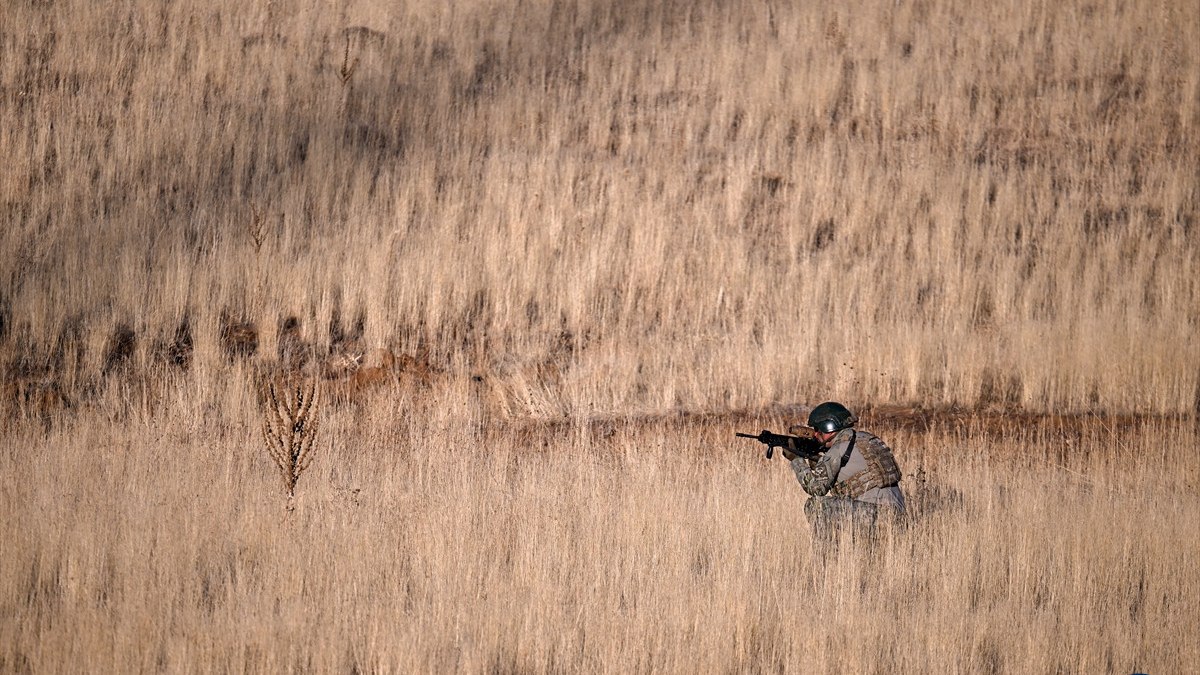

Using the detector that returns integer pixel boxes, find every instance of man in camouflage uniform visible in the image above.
[786,402,905,554]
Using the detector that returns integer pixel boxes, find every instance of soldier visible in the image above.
[786,402,905,554]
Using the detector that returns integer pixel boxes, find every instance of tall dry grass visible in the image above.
[2,0,1199,672]
[1,386,1196,672]
[1,0,1196,418]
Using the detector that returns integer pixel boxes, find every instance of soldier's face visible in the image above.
[813,430,837,446]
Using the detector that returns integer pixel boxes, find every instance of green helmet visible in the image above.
[807,401,857,434]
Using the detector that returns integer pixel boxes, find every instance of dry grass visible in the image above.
[1,0,1196,417]
[1,393,1196,672]
[2,0,1199,672]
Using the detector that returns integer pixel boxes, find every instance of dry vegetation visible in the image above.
[3,400,1197,672]
[1,0,1198,672]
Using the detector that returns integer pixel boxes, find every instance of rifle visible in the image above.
[736,427,824,461]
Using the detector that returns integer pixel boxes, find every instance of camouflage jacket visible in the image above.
[790,428,905,511]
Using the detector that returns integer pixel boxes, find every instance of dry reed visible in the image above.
[0,395,1195,672]
[1,0,1196,418]
[1,0,1198,672]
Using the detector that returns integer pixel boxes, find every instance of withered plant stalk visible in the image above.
[260,378,321,498]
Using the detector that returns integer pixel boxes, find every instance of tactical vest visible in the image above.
[830,432,902,499]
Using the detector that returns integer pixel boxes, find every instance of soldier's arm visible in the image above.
[790,457,831,496]
[789,435,853,496]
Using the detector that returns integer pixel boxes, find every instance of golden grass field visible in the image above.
[2,0,1198,672]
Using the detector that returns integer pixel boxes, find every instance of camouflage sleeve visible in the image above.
[790,457,832,496]
[789,434,853,496]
